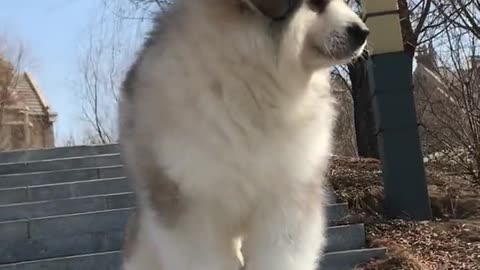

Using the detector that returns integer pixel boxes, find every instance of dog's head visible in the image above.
[243,0,369,70]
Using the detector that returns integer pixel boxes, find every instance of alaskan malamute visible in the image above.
[119,0,368,269]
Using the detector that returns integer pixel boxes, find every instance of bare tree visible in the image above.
[102,0,169,20]
[126,0,171,12]
[0,35,31,150]
[78,28,118,144]
[415,1,480,181]
[77,1,154,144]
[331,75,358,157]
[433,0,480,39]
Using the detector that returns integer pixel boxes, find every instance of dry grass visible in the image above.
[327,156,480,270]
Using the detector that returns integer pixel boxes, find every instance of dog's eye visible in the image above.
[309,0,331,13]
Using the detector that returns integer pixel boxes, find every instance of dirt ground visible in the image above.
[327,156,480,270]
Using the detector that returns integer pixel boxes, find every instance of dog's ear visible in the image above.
[244,0,303,20]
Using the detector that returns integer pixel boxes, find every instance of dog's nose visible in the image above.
[347,24,370,48]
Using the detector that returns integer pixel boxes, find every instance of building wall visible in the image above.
[0,108,55,151]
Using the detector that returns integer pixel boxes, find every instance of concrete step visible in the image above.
[0,175,339,208]
[0,209,132,243]
[0,224,363,264]
[319,248,387,270]
[0,192,346,223]
[0,154,122,175]
[0,177,131,205]
[0,251,121,270]
[326,224,365,253]
[0,230,124,264]
[0,248,387,270]
[0,202,349,242]
[326,202,347,221]
[0,165,124,189]
[0,144,119,163]
[0,193,135,222]
[0,216,365,264]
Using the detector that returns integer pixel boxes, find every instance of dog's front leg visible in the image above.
[242,191,326,270]
[124,207,242,270]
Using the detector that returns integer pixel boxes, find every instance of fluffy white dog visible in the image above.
[119,0,368,269]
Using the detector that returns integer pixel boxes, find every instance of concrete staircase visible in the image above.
[0,144,385,270]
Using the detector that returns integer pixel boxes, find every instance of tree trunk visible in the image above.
[348,0,418,158]
[348,54,379,159]
[397,0,417,58]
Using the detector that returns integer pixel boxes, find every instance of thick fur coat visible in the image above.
[119,0,368,269]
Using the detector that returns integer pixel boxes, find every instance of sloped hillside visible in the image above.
[327,157,480,270]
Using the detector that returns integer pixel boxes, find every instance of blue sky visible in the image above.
[0,0,122,145]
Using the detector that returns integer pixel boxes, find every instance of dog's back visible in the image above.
[119,1,368,269]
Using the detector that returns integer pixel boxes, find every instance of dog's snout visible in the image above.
[347,24,370,48]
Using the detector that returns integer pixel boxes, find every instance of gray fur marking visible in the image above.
[144,163,186,228]
[309,0,332,14]
[123,211,140,261]
[248,0,303,20]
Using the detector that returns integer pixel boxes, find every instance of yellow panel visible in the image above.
[365,14,404,55]
[362,0,398,14]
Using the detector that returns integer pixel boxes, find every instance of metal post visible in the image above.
[362,0,432,220]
